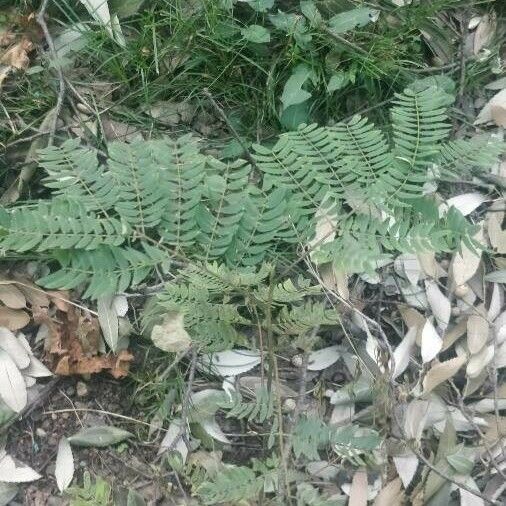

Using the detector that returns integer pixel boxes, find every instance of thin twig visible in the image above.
[202,88,259,170]
[36,0,65,145]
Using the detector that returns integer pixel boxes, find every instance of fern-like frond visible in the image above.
[197,466,262,505]
[388,85,452,199]
[273,302,338,336]
[220,386,274,423]
[38,243,167,298]
[108,140,170,230]
[438,135,505,177]
[0,201,127,253]
[38,139,118,216]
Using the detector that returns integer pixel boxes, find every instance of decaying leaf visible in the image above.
[55,438,74,492]
[151,312,192,353]
[40,302,133,379]
[422,355,467,394]
[68,425,133,447]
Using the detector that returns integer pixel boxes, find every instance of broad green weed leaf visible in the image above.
[300,1,322,27]
[241,25,271,43]
[327,72,349,92]
[329,8,379,34]
[281,64,313,109]
[241,0,274,12]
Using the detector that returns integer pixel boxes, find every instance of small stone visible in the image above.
[282,398,296,413]
[76,381,88,397]
[35,427,47,438]
[454,284,470,298]
[291,354,303,367]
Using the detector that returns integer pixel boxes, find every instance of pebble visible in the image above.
[76,381,89,397]
[35,428,47,438]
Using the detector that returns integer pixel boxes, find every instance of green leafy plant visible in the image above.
[0,80,501,300]
[66,472,113,506]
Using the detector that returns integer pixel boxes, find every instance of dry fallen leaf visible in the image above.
[151,312,192,353]
[486,200,506,254]
[0,349,27,412]
[373,478,404,506]
[348,468,368,506]
[466,344,494,378]
[422,355,467,394]
[55,438,74,492]
[0,37,33,87]
[425,280,451,331]
[475,89,506,127]
[0,327,30,369]
[473,13,496,54]
[421,319,442,363]
[0,284,26,309]
[451,227,484,287]
[392,326,417,379]
[393,453,418,489]
[467,309,489,355]
[0,306,30,331]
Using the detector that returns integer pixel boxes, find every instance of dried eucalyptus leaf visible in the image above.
[68,426,133,447]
